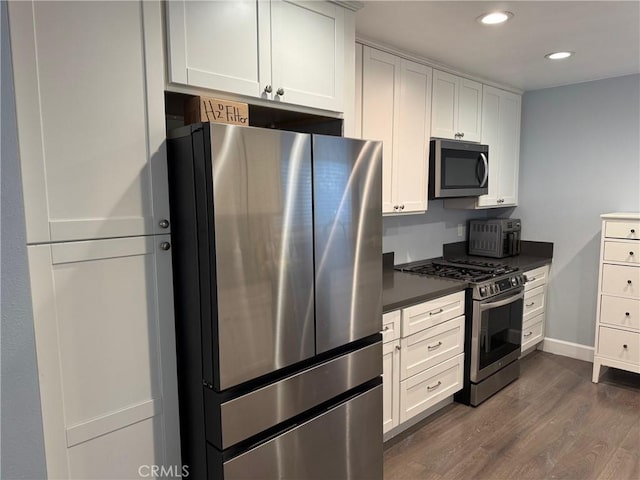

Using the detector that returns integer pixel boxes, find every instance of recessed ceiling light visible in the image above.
[478,11,513,25]
[545,51,573,60]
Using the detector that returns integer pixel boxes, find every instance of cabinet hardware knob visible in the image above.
[627,280,632,285]
[276,88,285,96]
[625,312,630,316]
[459,132,464,138]
[159,219,170,229]
[427,341,443,351]
[395,345,401,351]
[429,308,444,316]
[393,205,398,210]
[264,85,272,94]
[630,251,635,256]
[400,204,405,210]
[631,229,636,234]
[526,302,535,307]
[623,344,628,349]
[427,381,442,391]
[524,331,533,337]
[528,277,536,282]
[160,242,171,251]
[383,325,390,331]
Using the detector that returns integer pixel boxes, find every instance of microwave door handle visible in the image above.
[479,153,488,187]
[479,290,524,312]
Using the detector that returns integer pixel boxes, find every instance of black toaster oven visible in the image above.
[468,218,521,258]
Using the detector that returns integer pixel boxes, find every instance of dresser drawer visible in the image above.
[600,295,640,331]
[604,241,640,264]
[605,220,640,240]
[382,310,401,343]
[524,265,549,292]
[523,285,545,322]
[399,353,463,423]
[521,315,544,352]
[401,291,465,337]
[598,327,639,365]
[400,315,464,381]
[601,264,640,298]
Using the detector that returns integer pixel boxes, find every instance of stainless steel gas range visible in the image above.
[398,258,526,406]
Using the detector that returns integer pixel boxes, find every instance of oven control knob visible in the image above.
[479,286,487,297]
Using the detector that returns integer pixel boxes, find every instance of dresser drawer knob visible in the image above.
[623,344,628,349]
[627,280,633,285]
[630,251,635,256]
[631,229,636,234]
[625,312,630,317]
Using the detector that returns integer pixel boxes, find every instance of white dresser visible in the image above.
[592,212,640,382]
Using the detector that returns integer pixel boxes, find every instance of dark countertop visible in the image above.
[382,271,467,313]
[382,241,553,313]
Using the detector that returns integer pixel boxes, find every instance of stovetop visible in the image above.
[397,257,525,299]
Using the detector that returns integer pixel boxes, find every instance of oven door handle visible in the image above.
[479,291,524,311]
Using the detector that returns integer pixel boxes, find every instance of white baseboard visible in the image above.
[540,337,595,363]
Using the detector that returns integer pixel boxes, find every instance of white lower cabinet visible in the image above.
[27,236,180,478]
[521,265,550,355]
[383,292,466,438]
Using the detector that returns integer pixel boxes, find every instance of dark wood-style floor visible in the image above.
[384,351,640,480]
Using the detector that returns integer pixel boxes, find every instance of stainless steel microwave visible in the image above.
[428,139,489,198]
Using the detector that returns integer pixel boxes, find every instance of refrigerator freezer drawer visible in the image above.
[208,341,382,449]
[217,385,383,480]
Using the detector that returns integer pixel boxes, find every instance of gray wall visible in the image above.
[383,200,488,264]
[515,74,640,347]
[1,1,48,477]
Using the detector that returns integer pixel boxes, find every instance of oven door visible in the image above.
[470,288,524,383]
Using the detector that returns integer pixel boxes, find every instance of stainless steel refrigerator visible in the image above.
[167,123,383,479]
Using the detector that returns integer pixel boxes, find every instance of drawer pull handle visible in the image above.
[527,277,536,282]
[627,280,633,285]
[427,341,443,351]
[427,381,442,391]
[395,345,401,351]
[623,344,628,349]
[526,302,535,307]
[625,312,630,317]
[429,308,444,316]
[524,331,533,337]
[383,325,390,331]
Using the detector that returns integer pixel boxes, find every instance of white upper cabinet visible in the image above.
[477,86,521,208]
[166,0,345,112]
[9,1,169,244]
[431,70,482,142]
[361,46,431,215]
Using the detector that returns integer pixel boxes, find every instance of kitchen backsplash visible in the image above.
[383,200,492,264]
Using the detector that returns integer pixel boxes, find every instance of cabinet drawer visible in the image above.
[524,265,549,292]
[523,285,545,322]
[401,291,465,337]
[399,353,463,423]
[605,220,640,240]
[521,316,544,352]
[382,311,401,343]
[598,327,639,365]
[604,241,640,264]
[600,295,640,331]
[400,315,464,381]
[601,264,640,298]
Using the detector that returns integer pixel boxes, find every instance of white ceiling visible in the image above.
[355,1,640,91]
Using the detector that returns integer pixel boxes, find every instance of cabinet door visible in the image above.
[495,89,520,205]
[383,340,400,434]
[457,78,482,142]
[271,0,344,111]
[27,236,180,478]
[478,86,521,208]
[166,0,270,98]
[431,70,458,140]
[362,46,400,214]
[394,60,432,213]
[9,1,169,243]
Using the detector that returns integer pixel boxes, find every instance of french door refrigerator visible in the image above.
[167,123,383,479]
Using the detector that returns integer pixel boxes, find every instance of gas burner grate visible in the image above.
[400,258,519,283]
